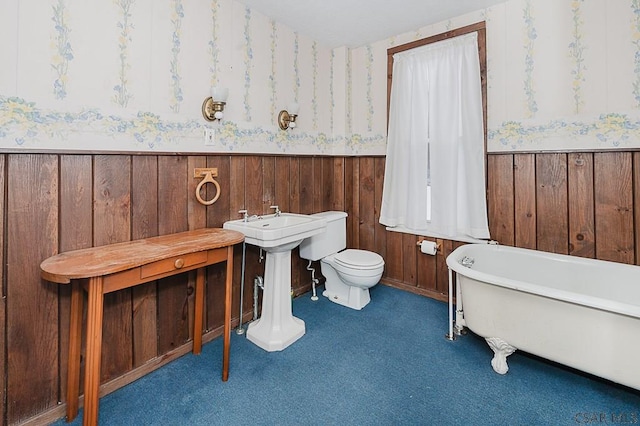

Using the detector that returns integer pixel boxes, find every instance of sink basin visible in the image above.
[223,212,326,251]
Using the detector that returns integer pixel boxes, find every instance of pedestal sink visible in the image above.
[223,212,326,351]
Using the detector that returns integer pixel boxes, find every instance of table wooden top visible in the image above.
[40,228,244,284]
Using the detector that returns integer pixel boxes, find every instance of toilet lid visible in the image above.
[335,249,384,269]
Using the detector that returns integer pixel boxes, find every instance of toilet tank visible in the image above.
[299,211,347,261]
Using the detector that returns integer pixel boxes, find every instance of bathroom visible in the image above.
[2,0,640,424]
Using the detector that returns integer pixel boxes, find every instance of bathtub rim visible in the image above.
[446,244,640,320]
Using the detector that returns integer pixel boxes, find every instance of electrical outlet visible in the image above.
[203,128,215,146]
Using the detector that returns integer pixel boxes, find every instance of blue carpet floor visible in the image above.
[52,285,640,425]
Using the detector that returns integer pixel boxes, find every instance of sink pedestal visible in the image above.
[247,248,305,351]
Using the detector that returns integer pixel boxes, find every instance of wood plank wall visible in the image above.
[0,153,376,424]
[487,151,637,264]
[1,149,638,424]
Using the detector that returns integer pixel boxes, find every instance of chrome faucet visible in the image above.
[239,209,262,222]
[270,205,281,217]
[460,256,475,268]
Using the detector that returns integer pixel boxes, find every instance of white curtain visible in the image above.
[380,32,490,240]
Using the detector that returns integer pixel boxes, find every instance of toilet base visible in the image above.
[320,256,377,310]
[322,286,371,310]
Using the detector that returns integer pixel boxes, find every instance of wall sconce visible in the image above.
[202,86,229,121]
[278,102,299,130]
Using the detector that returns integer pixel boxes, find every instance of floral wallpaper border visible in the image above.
[488,111,640,151]
[0,95,386,155]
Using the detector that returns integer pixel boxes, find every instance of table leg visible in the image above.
[223,245,234,381]
[66,281,83,422]
[83,276,104,426]
[193,267,205,354]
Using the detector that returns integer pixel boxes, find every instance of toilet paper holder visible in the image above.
[416,239,441,255]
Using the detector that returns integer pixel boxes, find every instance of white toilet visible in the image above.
[299,211,384,310]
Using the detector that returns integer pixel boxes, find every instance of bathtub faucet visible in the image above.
[460,256,475,268]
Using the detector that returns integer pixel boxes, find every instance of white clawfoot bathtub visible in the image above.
[446,243,640,391]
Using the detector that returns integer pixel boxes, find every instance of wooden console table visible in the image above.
[40,228,244,426]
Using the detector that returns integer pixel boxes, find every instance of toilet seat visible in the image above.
[334,249,384,270]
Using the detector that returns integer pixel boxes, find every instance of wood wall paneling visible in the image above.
[568,153,595,258]
[358,157,376,253]
[205,156,232,328]
[384,232,403,283]
[416,238,436,292]
[435,239,453,295]
[188,156,208,338]
[6,150,640,425]
[331,157,345,211]
[401,234,418,286]
[350,159,361,249]
[59,155,93,400]
[288,158,302,292]
[594,152,634,264]
[94,155,133,382]
[242,156,265,314]
[7,155,59,422]
[373,157,387,261]
[275,157,291,213]
[0,155,4,423]
[228,156,251,325]
[289,158,301,214]
[298,158,313,215]
[513,154,536,249]
[311,158,322,213]
[321,157,333,212]
[343,158,355,248]
[156,156,190,355]
[229,156,246,220]
[131,156,160,367]
[535,154,569,254]
[487,154,515,245]
[634,152,640,265]
[189,156,208,229]
[295,158,315,289]
[262,157,276,214]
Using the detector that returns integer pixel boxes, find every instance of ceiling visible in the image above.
[234,0,507,48]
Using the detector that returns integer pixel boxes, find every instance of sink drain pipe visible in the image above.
[253,275,264,320]
[235,241,247,335]
[306,260,320,301]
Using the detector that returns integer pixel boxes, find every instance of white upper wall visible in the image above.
[2,0,640,154]
[0,0,362,154]
[349,0,640,152]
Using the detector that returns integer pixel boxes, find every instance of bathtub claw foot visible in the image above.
[485,337,516,375]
